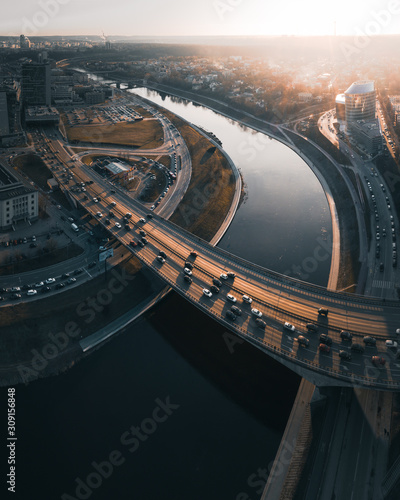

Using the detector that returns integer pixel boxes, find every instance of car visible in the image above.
[226,310,237,321]
[108,211,115,218]
[141,237,148,244]
[35,282,44,288]
[32,235,36,242]
[27,289,37,296]
[156,256,165,264]
[297,335,309,347]
[159,251,167,259]
[29,242,37,248]
[114,222,122,229]
[318,308,329,316]
[61,273,70,279]
[41,286,51,293]
[363,336,376,346]
[184,275,192,284]
[110,201,116,207]
[9,286,21,292]
[138,241,145,247]
[227,272,236,279]
[139,218,146,223]
[96,212,103,218]
[306,323,318,332]
[242,295,252,304]
[130,240,137,247]
[56,283,65,289]
[190,251,198,258]
[203,288,212,298]
[124,224,131,231]
[125,212,132,219]
[74,269,83,275]
[93,198,99,203]
[183,268,192,276]
[10,293,21,300]
[88,262,96,268]
[319,343,331,353]
[340,330,353,341]
[139,230,146,236]
[255,318,266,329]
[104,219,110,225]
[319,334,332,346]
[110,189,116,194]
[339,350,352,360]
[210,285,220,294]
[146,213,153,219]
[45,278,56,284]
[380,262,384,272]
[185,262,194,270]
[66,277,77,285]
[386,340,398,349]
[231,306,242,316]
[220,273,228,280]
[284,322,295,332]
[372,356,386,366]
[227,294,237,303]
[212,278,222,287]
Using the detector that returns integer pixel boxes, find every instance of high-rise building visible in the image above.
[344,80,376,124]
[0,92,10,136]
[19,34,31,49]
[21,61,51,106]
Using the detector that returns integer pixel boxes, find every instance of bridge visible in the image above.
[56,159,400,391]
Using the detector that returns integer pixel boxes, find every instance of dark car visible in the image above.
[319,334,332,346]
[306,323,318,332]
[139,230,146,236]
[210,285,220,294]
[231,305,242,316]
[227,272,236,279]
[372,355,386,366]
[298,335,309,347]
[340,330,353,341]
[61,273,70,279]
[190,251,197,258]
[108,211,115,218]
[212,278,222,287]
[130,240,137,247]
[10,293,22,300]
[319,343,331,353]
[318,308,329,316]
[339,350,352,360]
[183,275,192,284]
[124,224,131,231]
[255,318,266,329]
[104,219,111,225]
[146,213,153,219]
[185,262,193,270]
[141,237,148,244]
[363,336,376,346]
[138,241,145,247]
[226,310,236,321]
[41,286,51,293]
[88,261,96,268]
[74,269,83,275]
[351,343,365,353]
[159,251,167,259]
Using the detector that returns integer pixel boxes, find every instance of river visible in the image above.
[0,78,333,500]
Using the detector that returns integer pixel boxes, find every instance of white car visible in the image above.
[45,278,56,284]
[96,212,103,218]
[242,295,252,304]
[111,201,116,206]
[284,322,296,332]
[27,289,37,296]
[93,198,99,203]
[114,222,122,229]
[251,309,262,318]
[35,282,44,288]
[139,218,146,223]
[226,294,237,303]
[203,289,212,298]
[183,268,192,276]
[220,273,228,280]
[386,340,398,349]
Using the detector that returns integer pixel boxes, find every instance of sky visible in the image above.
[1,0,400,37]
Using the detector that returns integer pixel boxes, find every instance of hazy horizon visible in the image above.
[2,0,400,38]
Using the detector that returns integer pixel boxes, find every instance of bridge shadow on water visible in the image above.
[147,291,301,433]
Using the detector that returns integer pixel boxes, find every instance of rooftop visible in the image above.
[345,80,375,95]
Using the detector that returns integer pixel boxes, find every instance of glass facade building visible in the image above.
[344,80,376,124]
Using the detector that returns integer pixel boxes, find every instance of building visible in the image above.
[19,34,31,49]
[25,106,59,126]
[85,91,105,105]
[335,94,346,123]
[344,80,376,125]
[21,61,51,106]
[350,119,383,156]
[0,92,10,136]
[0,164,38,230]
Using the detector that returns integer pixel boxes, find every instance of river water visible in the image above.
[0,79,333,500]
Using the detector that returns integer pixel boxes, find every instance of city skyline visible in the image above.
[1,0,400,38]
